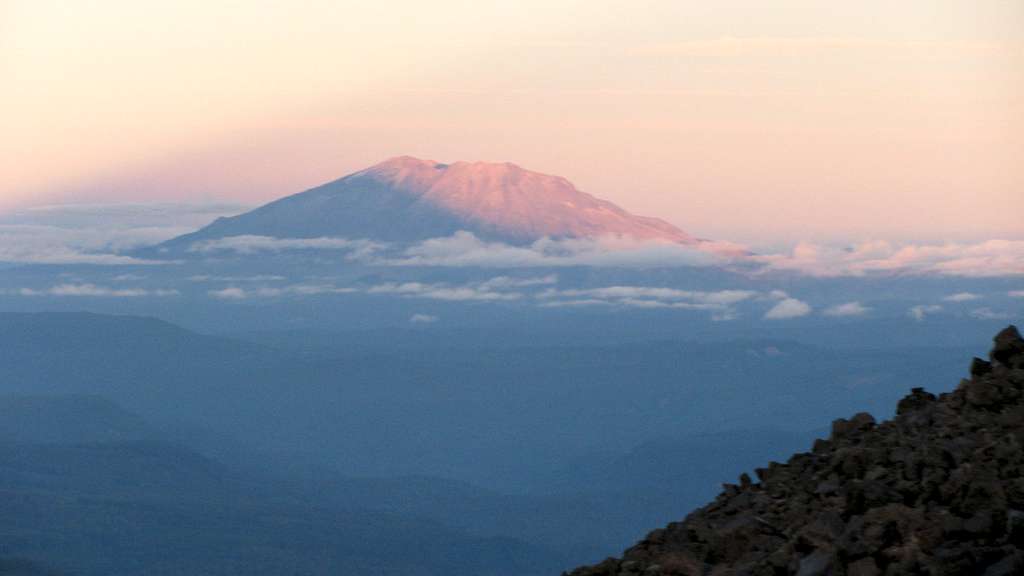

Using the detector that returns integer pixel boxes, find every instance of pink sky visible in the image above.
[1,0,1021,244]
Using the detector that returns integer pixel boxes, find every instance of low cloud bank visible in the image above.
[0,225,167,265]
[5,204,1023,279]
[190,232,1024,277]
[382,232,718,268]
[0,202,246,265]
[758,240,1024,278]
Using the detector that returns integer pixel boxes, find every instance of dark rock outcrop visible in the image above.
[566,325,1024,576]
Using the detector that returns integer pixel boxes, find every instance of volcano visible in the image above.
[155,156,697,252]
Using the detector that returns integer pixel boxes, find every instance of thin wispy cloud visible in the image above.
[909,304,943,321]
[538,286,759,320]
[189,274,287,283]
[368,282,522,302]
[1009,291,1024,298]
[208,284,358,299]
[477,275,558,290]
[943,292,981,302]
[209,287,247,300]
[970,308,1012,321]
[764,298,812,320]
[13,283,179,297]
[188,235,385,258]
[823,301,870,317]
[410,313,439,324]
[542,286,757,306]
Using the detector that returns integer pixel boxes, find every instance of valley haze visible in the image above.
[1,1,1021,573]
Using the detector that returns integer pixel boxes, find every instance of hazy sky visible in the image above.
[2,0,1021,244]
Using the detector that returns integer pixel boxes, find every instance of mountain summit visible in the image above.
[157,156,696,251]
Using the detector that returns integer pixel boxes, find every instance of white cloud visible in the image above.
[409,313,439,324]
[537,286,757,319]
[1009,290,1024,298]
[385,231,719,268]
[943,292,981,302]
[538,299,613,308]
[0,226,162,265]
[969,307,1012,320]
[757,239,1024,278]
[188,235,385,258]
[764,298,812,319]
[823,301,870,317]
[0,202,245,265]
[12,283,180,297]
[209,287,248,300]
[909,304,943,321]
[542,286,757,306]
[189,274,287,282]
[368,282,521,301]
[208,284,357,299]
[477,275,558,290]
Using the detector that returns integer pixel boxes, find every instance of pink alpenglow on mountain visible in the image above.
[157,156,709,252]
[359,157,696,244]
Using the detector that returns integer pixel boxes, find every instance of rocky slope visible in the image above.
[154,156,696,252]
[566,326,1024,576]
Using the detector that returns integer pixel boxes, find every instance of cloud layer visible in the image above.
[383,232,719,268]
[3,202,1023,281]
[0,203,245,265]
[757,240,1024,278]
[189,232,1024,278]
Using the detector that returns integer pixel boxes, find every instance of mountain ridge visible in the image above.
[565,325,1024,575]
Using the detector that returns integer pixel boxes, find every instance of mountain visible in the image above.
[154,156,696,251]
[0,394,565,576]
[565,326,1024,575]
[0,395,157,445]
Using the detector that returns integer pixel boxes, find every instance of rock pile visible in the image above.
[566,326,1024,576]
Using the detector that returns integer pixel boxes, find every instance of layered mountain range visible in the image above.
[155,156,698,252]
[566,326,1024,575]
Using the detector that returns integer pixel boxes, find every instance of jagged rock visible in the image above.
[971,357,994,377]
[565,326,1024,576]
[895,387,936,415]
[992,326,1024,368]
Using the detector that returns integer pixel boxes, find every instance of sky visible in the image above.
[1,0,1022,245]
